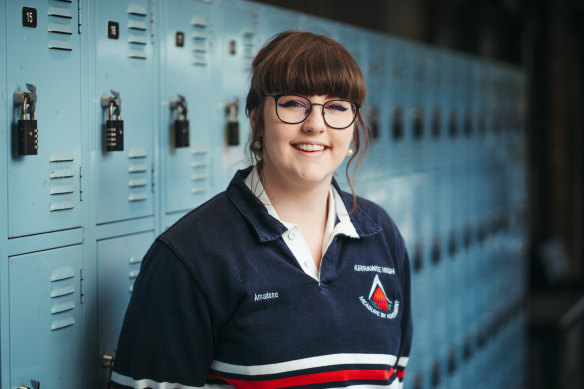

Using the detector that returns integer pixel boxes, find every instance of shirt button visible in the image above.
[288,231,296,240]
[304,261,311,268]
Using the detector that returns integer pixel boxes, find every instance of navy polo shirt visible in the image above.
[110,167,413,389]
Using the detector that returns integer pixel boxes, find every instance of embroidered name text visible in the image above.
[254,292,279,302]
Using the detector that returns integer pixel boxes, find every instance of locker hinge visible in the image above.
[80,268,85,304]
[151,162,155,194]
[77,0,81,34]
[79,166,83,202]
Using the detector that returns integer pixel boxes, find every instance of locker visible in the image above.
[158,0,216,228]
[216,0,260,190]
[97,231,154,385]
[92,0,155,225]
[9,245,84,388]
[387,37,413,177]
[361,33,391,180]
[261,5,300,40]
[6,0,82,238]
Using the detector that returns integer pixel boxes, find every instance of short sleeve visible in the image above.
[109,240,214,389]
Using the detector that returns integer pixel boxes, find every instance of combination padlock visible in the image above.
[18,95,38,155]
[174,97,190,148]
[105,100,124,151]
[13,83,38,156]
[226,99,240,146]
[175,108,190,148]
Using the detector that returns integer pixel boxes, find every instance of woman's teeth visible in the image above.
[294,144,325,152]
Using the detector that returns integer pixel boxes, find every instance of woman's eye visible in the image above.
[279,99,308,109]
[326,103,348,112]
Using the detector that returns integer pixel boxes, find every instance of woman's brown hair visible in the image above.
[245,30,369,211]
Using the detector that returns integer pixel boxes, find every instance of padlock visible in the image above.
[226,100,240,146]
[105,100,124,151]
[17,95,38,156]
[13,84,38,156]
[174,103,190,148]
[391,107,403,140]
[412,107,423,140]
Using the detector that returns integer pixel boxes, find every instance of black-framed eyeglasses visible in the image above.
[266,94,361,130]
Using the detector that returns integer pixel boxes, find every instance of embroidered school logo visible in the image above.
[359,274,399,319]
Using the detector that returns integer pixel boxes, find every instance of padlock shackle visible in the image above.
[108,100,121,120]
[21,95,28,120]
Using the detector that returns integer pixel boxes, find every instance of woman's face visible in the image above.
[257,94,355,191]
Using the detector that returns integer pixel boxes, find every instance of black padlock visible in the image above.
[226,100,240,146]
[14,85,38,156]
[174,103,190,148]
[227,121,239,146]
[18,96,38,155]
[105,101,124,151]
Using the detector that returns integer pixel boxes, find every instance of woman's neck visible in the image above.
[260,165,330,266]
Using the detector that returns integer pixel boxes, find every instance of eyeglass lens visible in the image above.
[275,95,357,129]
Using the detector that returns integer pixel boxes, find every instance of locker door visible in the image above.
[159,0,215,222]
[217,1,259,189]
[94,1,155,224]
[9,245,84,388]
[6,0,82,238]
[97,231,154,378]
[262,7,299,40]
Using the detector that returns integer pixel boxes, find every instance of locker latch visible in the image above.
[13,83,38,156]
[100,90,124,152]
[225,98,240,146]
[170,94,190,148]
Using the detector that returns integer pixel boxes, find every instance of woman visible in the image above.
[110,31,412,389]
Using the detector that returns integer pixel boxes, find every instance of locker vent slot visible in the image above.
[129,255,142,293]
[51,300,75,314]
[191,17,209,67]
[48,6,72,19]
[48,23,73,35]
[127,4,147,16]
[51,317,75,331]
[128,149,149,202]
[241,28,255,62]
[49,264,77,331]
[50,150,76,212]
[128,164,147,173]
[191,149,210,195]
[127,4,148,59]
[48,3,74,51]
[51,266,76,282]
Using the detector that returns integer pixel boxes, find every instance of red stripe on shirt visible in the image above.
[396,368,406,379]
[221,368,394,389]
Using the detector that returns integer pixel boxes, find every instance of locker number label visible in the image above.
[22,6,37,28]
[107,21,120,39]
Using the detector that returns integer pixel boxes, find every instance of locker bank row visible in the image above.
[0,0,527,388]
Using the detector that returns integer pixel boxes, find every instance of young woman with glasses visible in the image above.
[110,31,412,389]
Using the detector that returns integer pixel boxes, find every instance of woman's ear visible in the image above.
[249,108,258,130]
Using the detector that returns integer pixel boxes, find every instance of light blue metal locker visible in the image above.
[9,245,84,388]
[261,4,300,41]
[158,0,216,230]
[300,14,338,38]
[97,231,153,387]
[216,0,260,190]
[386,37,413,177]
[6,0,82,238]
[92,0,155,225]
[361,32,390,181]
[0,0,8,384]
